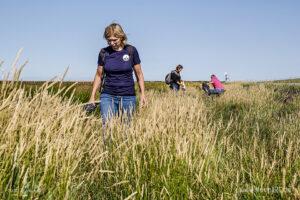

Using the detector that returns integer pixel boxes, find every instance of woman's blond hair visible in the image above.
[103,23,127,47]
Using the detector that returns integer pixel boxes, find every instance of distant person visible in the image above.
[224,72,230,82]
[165,64,184,92]
[88,23,146,123]
[202,74,225,95]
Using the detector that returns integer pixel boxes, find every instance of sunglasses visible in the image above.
[107,38,120,43]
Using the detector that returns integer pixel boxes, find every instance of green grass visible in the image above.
[1,78,300,199]
[272,78,300,83]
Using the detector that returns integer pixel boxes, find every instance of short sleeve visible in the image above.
[132,46,141,65]
[97,49,105,66]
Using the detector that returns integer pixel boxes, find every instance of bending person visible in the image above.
[202,74,225,95]
[170,64,184,91]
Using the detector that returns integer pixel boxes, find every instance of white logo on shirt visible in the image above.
[123,54,130,61]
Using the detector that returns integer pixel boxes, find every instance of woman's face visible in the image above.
[107,36,122,51]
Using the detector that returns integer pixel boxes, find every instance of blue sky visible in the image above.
[0,0,299,81]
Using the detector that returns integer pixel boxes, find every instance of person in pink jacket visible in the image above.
[209,74,224,95]
[202,74,225,95]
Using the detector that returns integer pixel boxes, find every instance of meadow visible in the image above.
[1,66,300,199]
[272,78,300,84]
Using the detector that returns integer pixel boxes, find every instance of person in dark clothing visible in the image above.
[170,65,184,91]
[88,23,146,124]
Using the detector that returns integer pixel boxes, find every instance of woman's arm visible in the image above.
[133,64,146,107]
[89,66,104,103]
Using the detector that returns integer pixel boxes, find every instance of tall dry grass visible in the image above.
[0,55,300,199]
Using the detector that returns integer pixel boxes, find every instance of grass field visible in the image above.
[272,78,300,83]
[1,67,300,199]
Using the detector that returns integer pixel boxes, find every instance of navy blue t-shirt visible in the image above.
[97,45,141,96]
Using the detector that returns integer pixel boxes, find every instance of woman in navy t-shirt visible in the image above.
[89,23,146,123]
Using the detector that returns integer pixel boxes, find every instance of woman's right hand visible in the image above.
[88,96,96,105]
[89,65,103,105]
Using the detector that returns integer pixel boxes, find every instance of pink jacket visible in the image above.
[211,76,224,89]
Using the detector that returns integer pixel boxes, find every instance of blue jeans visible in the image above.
[100,93,136,124]
[208,88,224,95]
[170,82,180,91]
